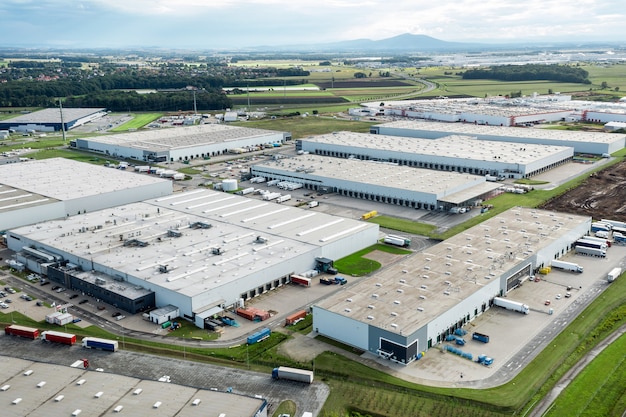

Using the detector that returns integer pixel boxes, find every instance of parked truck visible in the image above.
[81,337,119,352]
[581,236,611,247]
[41,330,76,345]
[271,366,314,384]
[614,233,626,245]
[575,239,607,250]
[247,328,271,345]
[591,222,612,233]
[4,325,39,339]
[290,275,311,287]
[551,260,584,273]
[607,267,622,283]
[276,194,291,203]
[237,187,255,195]
[262,192,281,201]
[575,246,606,257]
[285,310,307,326]
[383,234,411,247]
[472,332,490,343]
[307,201,319,208]
[319,276,335,285]
[493,297,529,314]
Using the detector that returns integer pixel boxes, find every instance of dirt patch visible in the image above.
[540,159,626,221]
[363,250,408,266]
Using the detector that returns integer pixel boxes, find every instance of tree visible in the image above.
[601,81,609,89]
[354,72,367,79]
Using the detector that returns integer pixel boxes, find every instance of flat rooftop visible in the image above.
[2,108,105,124]
[316,207,590,335]
[11,190,376,298]
[377,120,624,144]
[0,158,169,212]
[301,132,572,164]
[253,154,490,197]
[80,124,284,152]
[0,356,263,417]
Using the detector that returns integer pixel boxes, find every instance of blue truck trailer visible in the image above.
[247,327,271,345]
[81,337,118,352]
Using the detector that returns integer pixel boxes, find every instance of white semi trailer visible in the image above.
[551,260,584,273]
[493,297,529,314]
[608,267,622,283]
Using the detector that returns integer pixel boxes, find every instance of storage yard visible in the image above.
[540,159,626,222]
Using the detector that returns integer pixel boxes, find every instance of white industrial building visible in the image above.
[251,154,502,211]
[297,131,574,179]
[313,207,591,365]
[0,158,173,230]
[371,120,626,155]
[359,97,573,126]
[585,109,626,124]
[72,124,291,163]
[0,108,106,132]
[6,189,378,328]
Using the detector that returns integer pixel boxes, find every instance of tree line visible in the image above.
[461,64,591,84]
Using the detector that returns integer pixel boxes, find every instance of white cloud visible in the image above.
[1,0,624,48]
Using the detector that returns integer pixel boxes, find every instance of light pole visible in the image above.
[183,334,186,359]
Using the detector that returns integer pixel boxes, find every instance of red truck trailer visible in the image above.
[41,330,77,345]
[290,274,311,287]
[285,310,307,326]
[5,325,39,339]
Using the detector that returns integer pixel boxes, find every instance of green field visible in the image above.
[109,113,162,132]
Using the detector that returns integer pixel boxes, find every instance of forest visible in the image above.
[461,64,591,84]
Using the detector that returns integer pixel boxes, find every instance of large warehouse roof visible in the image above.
[0,357,264,417]
[0,158,168,204]
[376,120,623,145]
[253,154,494,197]
[0,158,172,221]
[0,108,105,125]
[316,207,590,336]
[81,123,285,152]
[301,132,571,165]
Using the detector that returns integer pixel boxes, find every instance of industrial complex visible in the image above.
[72,124,291,163]
[296,131,575,179]
[371,120,625,155]
[313,207,591,364]
[5,189,378,328]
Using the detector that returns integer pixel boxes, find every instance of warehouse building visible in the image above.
[0,357,267,417]
[371,120,626,155]
[0,158,172,231]
[6,189,378,327]
[0,108,106,133]
[297,132,574,179]
[361,98,573,126]
[313,207,591,365]
[251,154,502,211]
[72,124,291,163]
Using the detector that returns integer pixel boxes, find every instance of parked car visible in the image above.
[112,312,122,317]
[51,286,60,291]
[79,299,89,305]
[69,294,79,300]
[4,299,12,303]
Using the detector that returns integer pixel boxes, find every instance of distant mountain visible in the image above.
[266,33,488,53]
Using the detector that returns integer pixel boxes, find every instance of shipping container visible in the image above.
[285,310,307,326]
[290,275,311,287]
[247,327,271,344]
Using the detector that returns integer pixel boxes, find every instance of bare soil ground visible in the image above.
[540,159,626,221]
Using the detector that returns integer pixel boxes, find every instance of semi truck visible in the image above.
[575,246,606,257]
[591,222,612,233]
[276,194,291,203]
[581,236,611,247]
[383,234,411,247]
[262,192,281,201]
[290,275,311,287]
[551,260,584,273]
[247,328,271,345]
[237,187,255,195]
[271,366,314,384]
[601,219,626,229]
[285,310,307,326]
[614,233,626,245]
[493,297,530,314]
[575,239,607,250]
[307,201,319,208]
[81,337,119,352]
[41,330,76,345]
[4,325,39,339]
[607,267,622,283]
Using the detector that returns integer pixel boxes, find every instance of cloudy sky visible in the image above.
[2,0,624,49]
